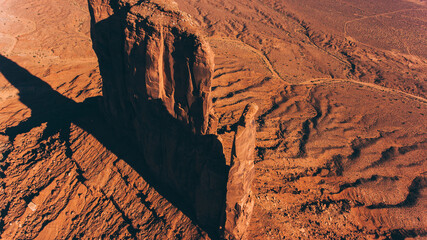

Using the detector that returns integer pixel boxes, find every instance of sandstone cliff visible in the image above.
[88,0,215,135]
[88,0,254,238]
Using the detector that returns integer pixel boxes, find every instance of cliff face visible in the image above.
[88,0,215,135]
[88,0,232,237]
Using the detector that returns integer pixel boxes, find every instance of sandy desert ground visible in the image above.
[0,0,426,239]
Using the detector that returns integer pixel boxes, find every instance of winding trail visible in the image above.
[297,78,427,104]
[343,8,427,55]
[208,37,426,105]
[0,8,37,55]
[343,8,426,36]
[208,37,285,81]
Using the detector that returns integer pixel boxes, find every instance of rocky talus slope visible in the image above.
[174,0,427,238]
[0,53,210,239]
[0,0,259,238]
[0,0,426,239]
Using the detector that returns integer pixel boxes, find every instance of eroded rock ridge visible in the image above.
[223,104,258,240]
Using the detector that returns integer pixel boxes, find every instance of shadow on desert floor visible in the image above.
[0,54,220,239]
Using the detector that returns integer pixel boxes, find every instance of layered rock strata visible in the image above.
[88,0,255,237]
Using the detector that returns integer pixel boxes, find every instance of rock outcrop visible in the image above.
[223,104,258,240]
[88,0,251,237]
[88,0,256,237]
[2,0,426,239]
[88,0,215,135]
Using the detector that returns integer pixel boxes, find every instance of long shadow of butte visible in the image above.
[0,54,213,237]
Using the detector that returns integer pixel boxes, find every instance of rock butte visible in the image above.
[0,0,426,239]
[89,0,256,238]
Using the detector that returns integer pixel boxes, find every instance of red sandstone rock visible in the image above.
[3,0,424,239]
[223,103,258,240]
[88,0,229,237]
[88,0,214,135]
